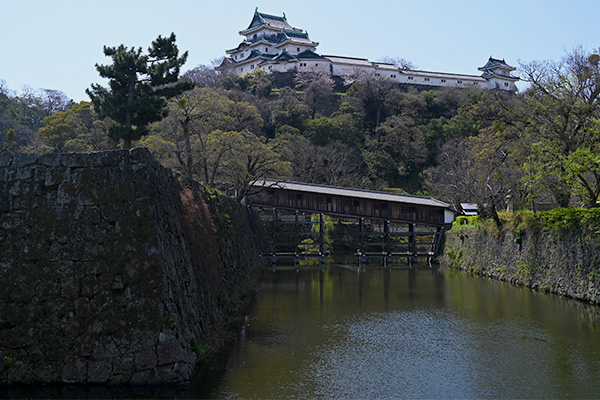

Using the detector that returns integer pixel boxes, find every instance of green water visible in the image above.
[191,260,600,399]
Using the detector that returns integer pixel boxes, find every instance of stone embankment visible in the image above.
[0,149,262,385]
[440,219,600,304]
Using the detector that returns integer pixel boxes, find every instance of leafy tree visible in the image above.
[520,47,600,207]
[150,87,264,184]
[302,101,363,148]
[1,128,16,153]
[426,123,521,227]
[371,114,428,190]
[270,87,311,132]
[38,102,117,152]
[87,33,194,149]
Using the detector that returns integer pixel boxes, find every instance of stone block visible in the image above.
[134,348,157,371]
[88,360,112,383]
[12,154,38,168]
[38,153,62,167]
[157,341,182,366]
[130,368,156,385]
[60,358,87,382]
[0,153,12,167]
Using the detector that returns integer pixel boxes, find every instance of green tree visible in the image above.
[270,87,311,132]
[1,128,15,153]
[520,47,600,207]
[86,33,193,149]
[38,102,117,152]
[368,115,428,190]
[426,123,521,227]
[149,87,264,184]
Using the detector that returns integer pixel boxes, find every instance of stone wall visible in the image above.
[0,149,262,385]
[440,222,600,305]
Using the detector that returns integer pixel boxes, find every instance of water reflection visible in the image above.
[195,259,600,399]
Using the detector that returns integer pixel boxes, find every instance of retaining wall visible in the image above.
[0,149,262,384]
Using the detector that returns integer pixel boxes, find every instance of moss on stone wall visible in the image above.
[0,149,263,385]
[440,210,600,304]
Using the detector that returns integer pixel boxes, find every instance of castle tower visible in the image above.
[478,57,519,91]
[222,8,321,75]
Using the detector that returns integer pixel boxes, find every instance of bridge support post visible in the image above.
[294,210,300,268]
[429,225,444,266]
[408,223,418,266]
[359,217,366,266]
[271,207,278,268]
[384,220,391,267]
[319,213,325,266]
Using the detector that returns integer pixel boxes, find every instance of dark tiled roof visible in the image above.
[245,9,303,32]
[246,30,311,45]
[297,49,326,60]
[255,180,451,208]
[226,42,250,53]
[244,49,275,61]
[478,57,516,71]
[272,50,298,62]
[480,70,519,81]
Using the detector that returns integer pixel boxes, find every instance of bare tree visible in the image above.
[183,64,222,88]
[378,56,416,70]
[287,136,370,187]
[294,65,334,118]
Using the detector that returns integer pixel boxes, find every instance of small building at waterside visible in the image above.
[219,8,519,92]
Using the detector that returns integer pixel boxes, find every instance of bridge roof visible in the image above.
[256,180,451,209]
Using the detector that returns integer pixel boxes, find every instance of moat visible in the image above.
[191,256,600,399]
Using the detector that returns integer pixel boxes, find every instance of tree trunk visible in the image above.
[123,76,135,150]
[181,118,193,179]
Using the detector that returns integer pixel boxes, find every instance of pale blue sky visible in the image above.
[2,0,598,101]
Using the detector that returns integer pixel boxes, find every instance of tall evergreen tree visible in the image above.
[86,33,193,148]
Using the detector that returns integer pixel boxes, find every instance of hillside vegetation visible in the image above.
[2,46,599,217]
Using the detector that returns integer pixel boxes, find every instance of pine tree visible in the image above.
[86,33,194,149]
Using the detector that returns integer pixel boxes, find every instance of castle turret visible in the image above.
[478,57,519,91]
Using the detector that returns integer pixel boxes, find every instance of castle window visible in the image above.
[297,47,300,52]
[474,82,478,85]
[457,80,463,84]
[504,82,509,87]
[391,74,396,78]
[441,79,446,83]
[408,76,414,80]
[424,77,430,82]
[265,48,268,52]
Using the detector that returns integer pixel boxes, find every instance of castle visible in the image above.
[220,9,519,91]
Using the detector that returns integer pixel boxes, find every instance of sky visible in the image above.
[2,0,599,102]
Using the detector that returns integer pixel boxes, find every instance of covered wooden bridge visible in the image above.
[246,180,455,266]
